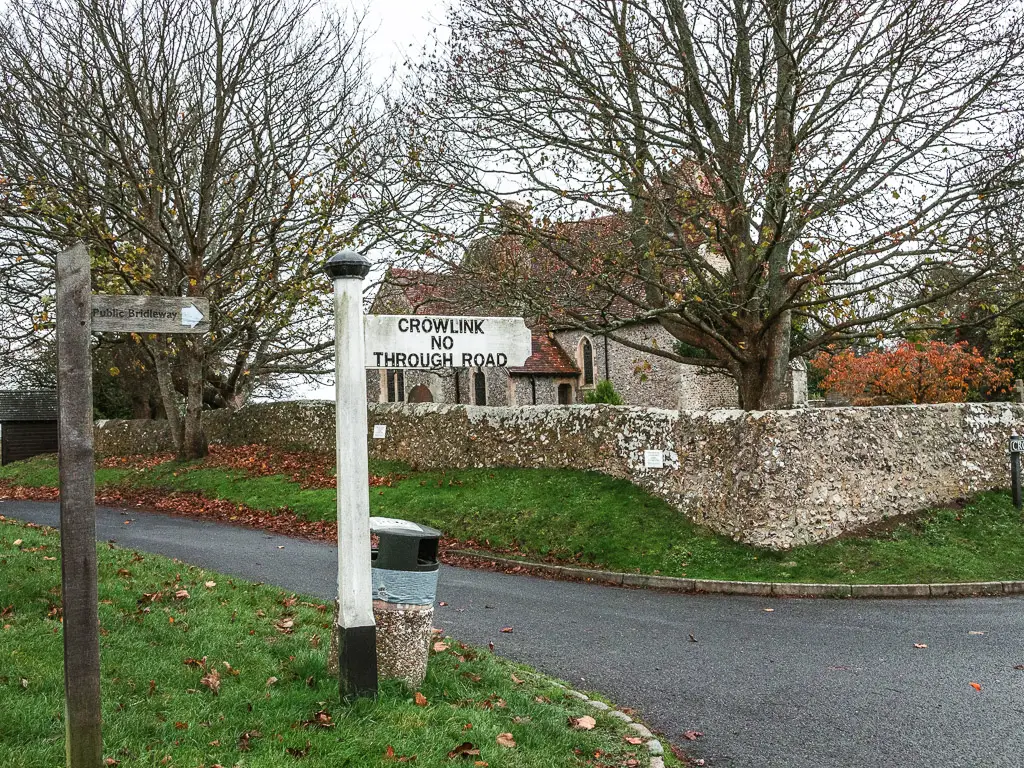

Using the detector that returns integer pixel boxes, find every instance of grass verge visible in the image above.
[0,516,666,768]
[3,451,1024,585]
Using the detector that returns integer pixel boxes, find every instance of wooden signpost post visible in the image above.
[55,243,208,767]
[325,252,531,699]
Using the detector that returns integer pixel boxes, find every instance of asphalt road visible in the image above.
[4,499,1024,767]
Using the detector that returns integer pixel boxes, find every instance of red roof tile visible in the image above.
[508,331,579,376]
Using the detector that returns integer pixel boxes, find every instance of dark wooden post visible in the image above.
[56,242,103,766]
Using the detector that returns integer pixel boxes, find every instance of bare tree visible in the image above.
[0,0,402,457]
[403,0,1024,408]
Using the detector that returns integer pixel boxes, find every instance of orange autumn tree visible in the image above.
[811,342,1013,405]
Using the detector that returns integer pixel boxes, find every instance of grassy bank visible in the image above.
[3,452,1024,585]
[0,516,663,768]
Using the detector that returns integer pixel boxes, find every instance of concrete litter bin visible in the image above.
[369,516,442,687]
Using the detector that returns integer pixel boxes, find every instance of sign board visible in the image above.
[643,449,664,469]
[1010,436,1024,454]
[373,424,387,439]
[91,295,210,334]
[364,315,531,369]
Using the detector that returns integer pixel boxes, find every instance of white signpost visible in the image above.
[55,243,208,768]
[325,252,532,699]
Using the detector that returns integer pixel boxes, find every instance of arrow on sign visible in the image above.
[181,303,204,328]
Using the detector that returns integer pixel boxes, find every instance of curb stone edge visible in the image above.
[451,551,1023,599]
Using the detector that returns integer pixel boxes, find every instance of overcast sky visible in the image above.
[360,0,449,77]
[293,0,451,401]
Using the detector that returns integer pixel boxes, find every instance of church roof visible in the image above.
[508,331,580,376]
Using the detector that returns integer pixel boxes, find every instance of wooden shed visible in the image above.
[0,390,59,465]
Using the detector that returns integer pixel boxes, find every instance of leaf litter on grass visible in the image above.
[0,516,654,768]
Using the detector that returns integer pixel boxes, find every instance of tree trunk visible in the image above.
[150,339,184,454]
[180,338,208,460]
[734,313,792,410]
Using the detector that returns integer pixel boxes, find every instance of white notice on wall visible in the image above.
[373,424,387,439]
[643,449,664,469]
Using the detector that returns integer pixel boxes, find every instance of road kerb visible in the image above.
[448,551,1024,599]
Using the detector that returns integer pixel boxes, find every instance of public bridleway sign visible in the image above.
[364,314,532,369]
[91,294,210,334]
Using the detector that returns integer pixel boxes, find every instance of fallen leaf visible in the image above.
[446,742,480,759]
[624,736,643,745]
[200,668,220,695]
[1014,664,1024,670]
[238,730,261,751]
[500,627,513,633]
[104,759,119,766]
[496,732,515,748]
[512,716,531,724]
[970,682,982,691]
[683,730,704,740]
[12,539,22,547]
[385,746,395,759]
[969,631,985,636]
[439,601,448,606]
[473,763,488,767]
[487,642,494,652]
[433,641,449,652]
[184,658,206,669]
[301,710,334,729]
[205,581,216,589]
[286,741,311,758]
[569,715,596,730]
[174,589,189,600]
[276,617,295,633]
[414,692,428,707]
[266,676,279,686]
[688,634,698,643]
[914,644,928,649]
[20,678,28,689]
[510,673,524,685]
[174,722,188,730]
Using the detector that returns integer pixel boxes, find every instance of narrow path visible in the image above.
[4,500,1022,768]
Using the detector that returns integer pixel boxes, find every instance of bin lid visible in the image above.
[370,516,442,539]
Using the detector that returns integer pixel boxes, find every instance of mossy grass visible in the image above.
[0,517,664,768]
[4,453,1024,584]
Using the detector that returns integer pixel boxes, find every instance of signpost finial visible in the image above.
[324,250,371,280]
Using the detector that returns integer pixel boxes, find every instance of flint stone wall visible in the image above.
[92,400,1024,550]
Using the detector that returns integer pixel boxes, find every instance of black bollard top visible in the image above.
[324,250,371,279]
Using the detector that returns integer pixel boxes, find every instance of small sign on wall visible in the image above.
[643,449,664,469]
[373,424,387,439]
